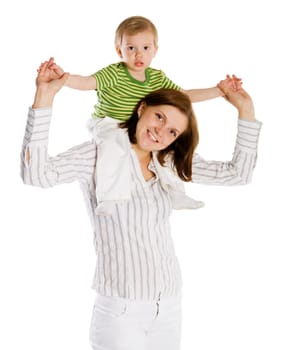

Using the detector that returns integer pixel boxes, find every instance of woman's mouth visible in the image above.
[147,130,158,143]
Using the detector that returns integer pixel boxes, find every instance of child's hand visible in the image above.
[37,57,65,82]
[217,74,243,97]
[35,58,69,89]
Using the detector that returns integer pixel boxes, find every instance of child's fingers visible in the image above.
[232,74,242,84]
[47,57,54,66]
[232,74,241,79]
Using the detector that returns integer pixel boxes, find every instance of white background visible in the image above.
[1,0,283,349]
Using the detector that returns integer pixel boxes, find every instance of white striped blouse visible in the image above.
[21,107,262,301]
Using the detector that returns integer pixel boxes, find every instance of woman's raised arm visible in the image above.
[32,57,70,109]
[192,82,262,186]
[21,59,96,188]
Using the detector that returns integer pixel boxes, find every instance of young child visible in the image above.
[40,16,241,215]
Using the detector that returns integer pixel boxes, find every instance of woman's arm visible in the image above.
[21,107,96,188]
[192,118,261,185]
[21,59,96,188]
[192,81,262,186]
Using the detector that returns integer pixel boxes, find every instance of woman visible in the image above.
[21,63,261,350]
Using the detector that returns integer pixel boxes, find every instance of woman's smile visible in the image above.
[147,129,159,143]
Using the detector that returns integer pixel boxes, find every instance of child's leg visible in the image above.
[88,117,131,215]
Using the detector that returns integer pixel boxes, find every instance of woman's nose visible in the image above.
[154,126,164,140]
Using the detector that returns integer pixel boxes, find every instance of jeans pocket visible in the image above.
[94,298,128,319]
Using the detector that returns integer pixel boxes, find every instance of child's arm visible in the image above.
[181,86,223,102]
[181,75,242,103]
[37,57,97,91]
[64,74,97,90]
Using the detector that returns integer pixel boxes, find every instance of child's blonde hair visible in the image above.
[115,16,158,48]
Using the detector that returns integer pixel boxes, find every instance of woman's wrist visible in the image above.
[32,86,55,109]
[238,104,256,121]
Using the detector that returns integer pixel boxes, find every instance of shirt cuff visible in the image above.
[236,118,262,152]
[26,106,52,143]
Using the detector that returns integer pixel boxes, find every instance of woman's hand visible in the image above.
[32,58,69,109]
[218,75,255,121]
[217,74,242,96]
[37,57,65,82]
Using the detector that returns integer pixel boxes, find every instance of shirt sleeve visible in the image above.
[92,64,118,91]
[20,107,96,188]
[192,118,262,185]
[159,70,180,90]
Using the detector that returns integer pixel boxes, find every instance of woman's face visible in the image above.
[135,103,188,152]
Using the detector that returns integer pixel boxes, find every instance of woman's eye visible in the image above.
[170,130,177,137]
[156,113,163,120]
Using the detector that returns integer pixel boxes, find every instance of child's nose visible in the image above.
[136,49,143,57]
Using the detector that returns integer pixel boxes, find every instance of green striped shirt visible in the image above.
[92,62,180,121]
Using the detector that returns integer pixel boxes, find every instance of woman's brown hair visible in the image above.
[120,88,199,182]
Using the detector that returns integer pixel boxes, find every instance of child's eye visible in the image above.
[156,113,163,121]
[144,46,150,51]
[128,46,135,51]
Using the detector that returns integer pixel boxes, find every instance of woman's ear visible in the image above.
[137,102,146,118]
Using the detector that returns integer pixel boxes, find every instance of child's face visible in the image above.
[116,30,157,74]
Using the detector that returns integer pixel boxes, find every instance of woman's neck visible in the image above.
[132,144,151,163]
[131,144,155,181]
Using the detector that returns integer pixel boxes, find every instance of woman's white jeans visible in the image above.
[89,294,182,350]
